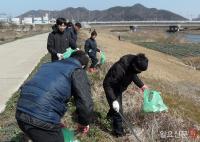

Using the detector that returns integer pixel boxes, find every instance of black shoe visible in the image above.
[113,131,126,137]
[106,111,113,120]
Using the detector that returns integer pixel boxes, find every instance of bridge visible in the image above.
[86,21,200,28]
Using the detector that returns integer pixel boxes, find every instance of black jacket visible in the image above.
[84,38,100,57]
[66,27,78,42]
[47,25,76,61]
[103,54,144,101]
[66,27,78,49]
[16,58,93,126]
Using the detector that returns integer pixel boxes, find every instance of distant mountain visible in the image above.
[193,16,200,21]
[18,4,188,21]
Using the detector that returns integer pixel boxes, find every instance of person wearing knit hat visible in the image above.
[103,53,149,137]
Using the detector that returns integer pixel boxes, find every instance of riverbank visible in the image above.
[0,24,52,45]
[0,28,200,142]
[108,27,200,70]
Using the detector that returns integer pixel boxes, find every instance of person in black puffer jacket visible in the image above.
[66,22,82,47]
[47,18,76,61]
[16,51,93,142]
[103,53,149,137]
[84,31,101,72]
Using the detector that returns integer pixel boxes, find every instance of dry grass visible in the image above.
[182,56,200,70]
[0,24,52,44]
[77,63,200,142]
[0,28,200,142]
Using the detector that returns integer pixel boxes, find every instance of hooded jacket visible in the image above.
[66,27,78,49]
[103,54,144,101]
[84,38,100,57]
[47,25,76,61]
[66,27,78,42]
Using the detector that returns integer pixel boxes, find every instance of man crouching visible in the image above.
[16,51,93,142]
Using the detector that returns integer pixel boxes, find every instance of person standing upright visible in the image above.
[47,18,76,61]
[84,31,101,72]
[66,22,82,49]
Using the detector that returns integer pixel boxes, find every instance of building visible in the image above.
[23,17,33,24]
[0,13,9,22]
[11,18,20,25]
[33,17,42,24]
[43,13,49,24]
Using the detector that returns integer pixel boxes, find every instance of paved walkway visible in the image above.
[0,33,48,112]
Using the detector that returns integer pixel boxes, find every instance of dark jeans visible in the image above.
[89,53,98,68]
[16,111,64,142]
[104,88,124,135]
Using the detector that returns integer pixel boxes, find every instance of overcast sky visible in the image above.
[0,0,199,19]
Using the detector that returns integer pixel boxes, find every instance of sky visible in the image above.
[0,0,199,19]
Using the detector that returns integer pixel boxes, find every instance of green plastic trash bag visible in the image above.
[100,51,106,64]
[62,128,74,142]
[143,90,168,113]
[63,48,76,59]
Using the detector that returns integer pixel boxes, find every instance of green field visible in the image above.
[137,42,200,58]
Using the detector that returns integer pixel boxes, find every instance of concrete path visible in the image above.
[0,33,48,112]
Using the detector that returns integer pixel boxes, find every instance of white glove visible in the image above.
[57,53,64,60]
[112,100,120,112]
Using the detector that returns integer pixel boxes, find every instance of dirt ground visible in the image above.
[0,24,51,44]
[84,28,200,85]
[0,28,199,142]
[82,28,200,141]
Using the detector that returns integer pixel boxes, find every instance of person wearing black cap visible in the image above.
[103,53,149,137]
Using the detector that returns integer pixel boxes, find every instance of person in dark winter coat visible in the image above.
[66,22,82,49]
[103,53,149,137]
[16,51,93,142]
[47,18,76,61]
[67,21,73,28]
[84,31,101,72]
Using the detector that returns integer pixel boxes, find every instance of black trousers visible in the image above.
[17,120,64,142]
[89,53,98,68]
[16,111,64,142]
[104,87,124,135]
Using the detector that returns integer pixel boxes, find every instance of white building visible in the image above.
[0,18,8,22]
[23,17,33,24]
[43,13,49,24]
[33,17,42,24]
[0,13,9,22]
[11,18,20,25]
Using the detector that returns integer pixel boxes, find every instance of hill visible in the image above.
[18,4,188,21]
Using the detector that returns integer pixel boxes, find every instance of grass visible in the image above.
[61,64,115,142]
[142,77,200,124]
[119,30,200,124]
[119,30,200,59]
[0,24,51,45]
[0,58,199,141]
[0,29,200,141]
[164,94,200,124]
[137,42,200,59]
[120,30,200,70]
